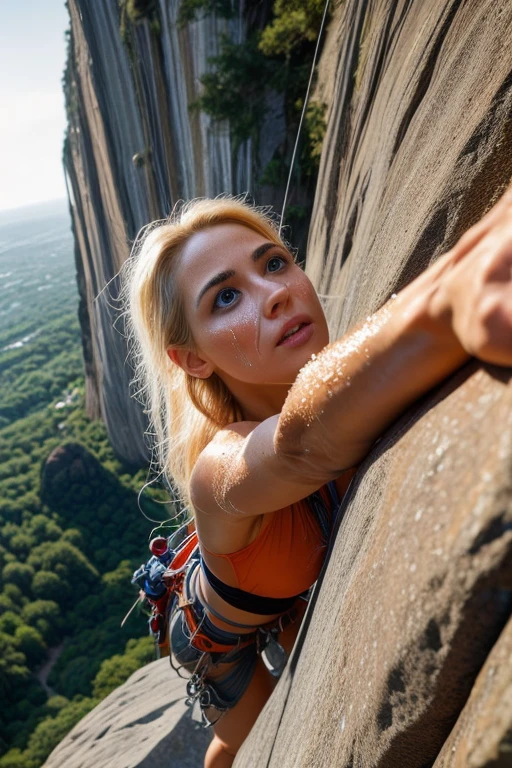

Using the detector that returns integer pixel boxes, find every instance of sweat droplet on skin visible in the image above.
[278,306,393,463]
[209,432,251,514]
[230,329,253,367]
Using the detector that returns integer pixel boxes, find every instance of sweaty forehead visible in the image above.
[177,223,269,275]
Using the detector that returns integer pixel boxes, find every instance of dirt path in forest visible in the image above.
[36,642,64,697]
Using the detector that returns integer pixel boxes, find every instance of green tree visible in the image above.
[14,626,47,667]
[0,748,28,768]
[27,541,99,604]
[22,600,62,646]
[32,570,69,605]
[2,563,35,595]
[0,611,24,635]
[27,515,62,544]
[3,584,24,606]
[92,635,154,698]
[8,533,35,560]
[21,698,97,768]
[192,35,278,146]
[0,592,16,615]
[0,632,28,700]
[61,528,83,548]
[258,0,327,57]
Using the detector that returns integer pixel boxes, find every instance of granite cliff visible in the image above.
[63,0,295,466]
[236,1,512,765]
[51,0,512,766]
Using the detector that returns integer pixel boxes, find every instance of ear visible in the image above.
[166,347,214,379]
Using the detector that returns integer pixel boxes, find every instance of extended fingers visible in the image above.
[450,180,512,263]
[455,281,512,365]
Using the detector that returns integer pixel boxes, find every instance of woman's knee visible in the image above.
[205,735,237,768]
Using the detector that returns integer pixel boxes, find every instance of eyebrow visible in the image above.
[196,242,277,307]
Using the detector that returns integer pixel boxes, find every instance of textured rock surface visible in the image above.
[309,0,512,338]
[235,0,512,765]
[42,658,211,768]
[433,616,512,767]
[59,0,512,765]
[63,0,278,465]
[235,365,512,768]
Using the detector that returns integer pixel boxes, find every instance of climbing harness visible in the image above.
[131,530,299,724]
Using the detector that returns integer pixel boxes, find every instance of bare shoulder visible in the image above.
[190,420,262,518]
[190,414,331,519]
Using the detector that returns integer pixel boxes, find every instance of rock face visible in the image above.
[42,658,212,768]
[433,615,512,767]
[59,0,512,765]
[234,1,512,766]
[63,0,279,465]
[41,442,104,508]
[236,364,512,767]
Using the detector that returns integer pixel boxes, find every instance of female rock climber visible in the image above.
[124,185,512,768]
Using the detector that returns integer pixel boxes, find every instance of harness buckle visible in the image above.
[259,629,287,678]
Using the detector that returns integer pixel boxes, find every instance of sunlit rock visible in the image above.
[42,658,212,768]
[236,0,512,765]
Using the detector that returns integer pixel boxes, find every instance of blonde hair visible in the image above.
[123,197,286,510]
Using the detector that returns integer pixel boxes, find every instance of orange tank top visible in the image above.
[201,484,337,599]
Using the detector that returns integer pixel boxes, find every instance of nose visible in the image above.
[262,280,290,318]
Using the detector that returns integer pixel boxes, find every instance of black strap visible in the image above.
[200,483,339,615]
[200,558,298,615]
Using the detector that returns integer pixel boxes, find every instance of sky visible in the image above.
[0,0,70,212]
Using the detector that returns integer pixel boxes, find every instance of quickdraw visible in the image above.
[131,531,256,656]
[131,531,198,655]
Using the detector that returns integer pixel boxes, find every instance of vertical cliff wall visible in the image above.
[51,2,512,766]
[235,1,512,765]
[63,0,277,465]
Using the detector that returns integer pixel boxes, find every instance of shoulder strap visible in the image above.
[166,531,199,575]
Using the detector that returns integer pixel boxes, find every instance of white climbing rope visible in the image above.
[279,0,331,235]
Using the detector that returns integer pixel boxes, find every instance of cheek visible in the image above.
[205,311,259,368]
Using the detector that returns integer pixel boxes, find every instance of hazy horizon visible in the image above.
[0,1,69,212]
[0,196,68,224]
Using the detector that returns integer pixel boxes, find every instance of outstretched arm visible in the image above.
[192,186,512,517]
[276,186,512,478]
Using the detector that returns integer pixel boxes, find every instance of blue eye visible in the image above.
[267,256,286,272]
[213,287,240,309]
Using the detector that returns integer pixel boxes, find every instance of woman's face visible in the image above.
[173,223,329,387]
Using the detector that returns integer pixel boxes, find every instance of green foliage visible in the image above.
[21,601,62,646]
[48,610,147,698]
[119,0,161,42]
[177,0,234,27]
[0,210,161,759]
[0,630,29,699]
[27,541,99,605]
[125,0,157,23]
[2,584,23,607]
[0,749,27,768]
[188,0,330,204]
[0,315,82,427]
[20,697,97,768]
[192,35,278,146]
[0,593,16,616]
[2,562,34,594]
[27,515,63,542]
[258,0,327,58]
[13,626,47,668]
[92,635,154,698]
[32,571,68,604]
[0,612,24,635]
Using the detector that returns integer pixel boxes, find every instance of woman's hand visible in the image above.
[193,183,512,517]
[430,184,512,366]
[276,182,512,476]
